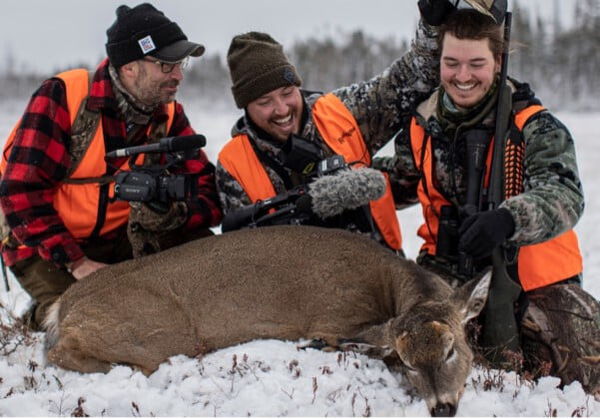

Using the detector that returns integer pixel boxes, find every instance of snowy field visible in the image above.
[0,97,598,416]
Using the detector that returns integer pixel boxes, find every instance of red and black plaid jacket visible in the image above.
[0,59,222,267]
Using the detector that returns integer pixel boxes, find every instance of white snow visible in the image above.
[0,101,598,416]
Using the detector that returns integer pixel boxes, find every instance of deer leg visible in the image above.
[337,340,395,359]
[352,321,394,347]
[296,337,385,355]
[297,338,340,352]
[298,322,397,359]
[313,321,394,359]
[335,321,398,359]
[47,340,162,375]
[47,344,112,374]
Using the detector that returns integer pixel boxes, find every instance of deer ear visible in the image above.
[394,331,413,367]
[452,269,492,325]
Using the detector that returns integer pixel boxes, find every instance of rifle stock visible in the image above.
[480,11,523,359]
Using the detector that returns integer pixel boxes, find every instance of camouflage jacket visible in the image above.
[379,79,584,248]
[216,20,440,214]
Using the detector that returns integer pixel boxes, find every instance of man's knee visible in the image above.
[10,256,76,330]
[521,283,600,394]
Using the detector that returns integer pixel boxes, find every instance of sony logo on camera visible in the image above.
[114,171,187,204]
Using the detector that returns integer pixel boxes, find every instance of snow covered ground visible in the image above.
[0,99,598,416]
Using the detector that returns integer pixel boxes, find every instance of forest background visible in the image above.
[1,1,598,111]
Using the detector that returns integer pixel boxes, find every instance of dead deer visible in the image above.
[44,225,490,416]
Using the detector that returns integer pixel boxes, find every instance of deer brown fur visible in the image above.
[44,225,490,416]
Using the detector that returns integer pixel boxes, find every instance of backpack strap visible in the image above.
[63,71,101,180]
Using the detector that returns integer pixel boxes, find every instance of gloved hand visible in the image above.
[371,156,396,174]
[418,0,458,26]
[128,201,188,232]
[458,207,515,259]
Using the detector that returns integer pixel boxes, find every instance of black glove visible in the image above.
[458,208,515,259]
[418,0,458,26]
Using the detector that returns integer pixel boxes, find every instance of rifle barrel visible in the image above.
[488,12,513,209]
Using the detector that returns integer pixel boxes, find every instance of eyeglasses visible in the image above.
[143,56,190,73]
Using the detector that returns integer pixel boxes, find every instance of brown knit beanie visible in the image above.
[227,32,302,109]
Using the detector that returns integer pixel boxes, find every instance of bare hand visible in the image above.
[67,257,108,280]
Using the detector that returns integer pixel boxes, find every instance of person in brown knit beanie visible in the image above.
[216,1,459,254]
[227,32,302,109]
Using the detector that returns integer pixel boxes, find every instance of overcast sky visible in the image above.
[1,0,575,74]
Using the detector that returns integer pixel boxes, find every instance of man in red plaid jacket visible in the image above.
[0,3,222,330]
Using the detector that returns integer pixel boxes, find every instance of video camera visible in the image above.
[105,135,206,212]
[222,135,349,232]
[280,134,345,179]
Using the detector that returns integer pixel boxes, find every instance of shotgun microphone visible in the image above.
[221,167,387,232]
[105,135,206,158]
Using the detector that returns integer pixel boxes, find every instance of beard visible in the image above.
[134,67,179,107]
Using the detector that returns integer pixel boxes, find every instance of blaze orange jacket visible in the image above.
[219,93,402,250]
[409,104,582,291]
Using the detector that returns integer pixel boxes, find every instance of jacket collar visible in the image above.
[415,79,530,140]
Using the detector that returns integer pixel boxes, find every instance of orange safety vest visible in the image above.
[409,105,583,291]
[1,69,175,239]
[219,93,402,250]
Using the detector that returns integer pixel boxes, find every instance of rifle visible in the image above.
[221,187,311,232]
[480,10,523,360]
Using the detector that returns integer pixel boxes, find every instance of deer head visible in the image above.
[394,271,491,417]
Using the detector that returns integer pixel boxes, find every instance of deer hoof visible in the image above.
[297,338,337,351]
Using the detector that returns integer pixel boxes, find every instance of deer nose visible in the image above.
[431,403,457,417]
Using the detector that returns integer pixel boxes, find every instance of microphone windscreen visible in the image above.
[307,168,386,219]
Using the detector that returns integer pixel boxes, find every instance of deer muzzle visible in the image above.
[431,402,457,417]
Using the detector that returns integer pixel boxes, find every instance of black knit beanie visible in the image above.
[227,32,302,109]
[106,3,205,68]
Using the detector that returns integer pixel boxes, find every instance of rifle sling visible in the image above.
[246,136,295,190]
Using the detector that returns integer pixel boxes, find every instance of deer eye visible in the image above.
[400,359,417,372]
[446,347,456,362]
[404,365,418,374]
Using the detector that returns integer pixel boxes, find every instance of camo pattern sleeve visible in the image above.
[500,112,584,246]
[215,161,253,215]
[332,20,440,154]
[371,128,421,209]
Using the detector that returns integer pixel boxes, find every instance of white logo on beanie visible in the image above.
[138,35,156,54]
